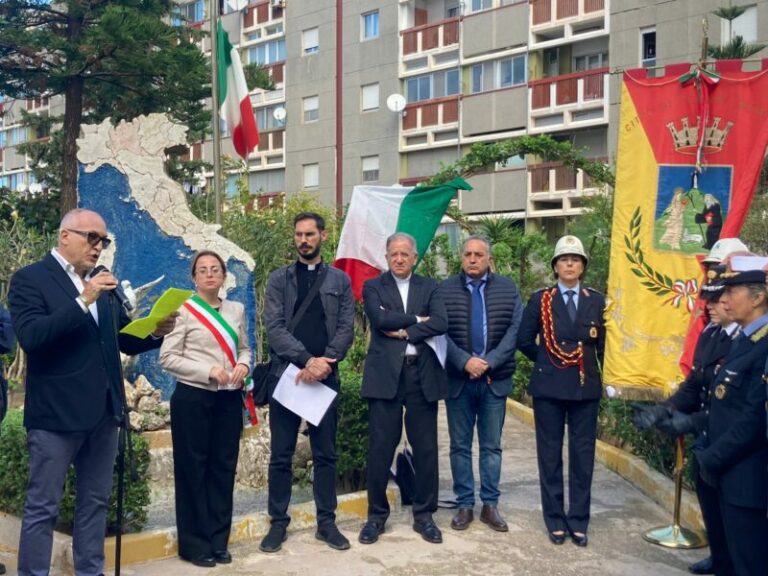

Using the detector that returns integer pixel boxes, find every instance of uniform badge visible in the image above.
[714,384,727,400]
[589,327,598,339]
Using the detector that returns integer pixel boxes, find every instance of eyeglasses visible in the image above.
[196,267,223,276]
[67,229,112,248]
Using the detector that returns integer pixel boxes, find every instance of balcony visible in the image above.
[252,129,285,168]
[243,1,283,30]
[530,0,606,46]
[401,96,459,149]
[527,158,606,217]
[528,68,608,133]
[401,18,459,70]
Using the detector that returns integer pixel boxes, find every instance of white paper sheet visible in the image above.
[272,363,338,426]
[426,335,447,369]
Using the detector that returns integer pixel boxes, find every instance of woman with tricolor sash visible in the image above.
[517,235,606,549]
[159,250,251,568]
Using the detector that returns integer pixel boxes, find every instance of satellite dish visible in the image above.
[273,107,286,121]
[386,93,407,113]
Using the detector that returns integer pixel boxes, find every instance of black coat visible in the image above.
[361,272,448,402]
[438,272,523,398]
[0,303,14,422]
[9,254,161,431]
[517,286,606,401]
[666,323,734,417]
[695,325,768,509]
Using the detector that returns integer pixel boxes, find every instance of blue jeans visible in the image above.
[446,379,507,508]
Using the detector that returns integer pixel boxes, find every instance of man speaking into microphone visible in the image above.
[8,208,177,576]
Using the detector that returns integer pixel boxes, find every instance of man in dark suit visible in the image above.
[0,301,14,576]
[358,232,448,545]
[438,236,523,532]
[9,208,177,576]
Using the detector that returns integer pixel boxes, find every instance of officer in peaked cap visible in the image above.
[692,265,768,575]
[517,235,606,548]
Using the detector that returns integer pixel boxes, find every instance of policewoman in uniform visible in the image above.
[693,266,768,576]
[517,235,605,547]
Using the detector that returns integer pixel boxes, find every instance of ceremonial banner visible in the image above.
[605,61,768,395]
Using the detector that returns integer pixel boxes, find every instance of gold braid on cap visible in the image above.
[540,288,585,385]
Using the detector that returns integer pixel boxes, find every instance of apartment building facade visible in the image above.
[2,0,767,233]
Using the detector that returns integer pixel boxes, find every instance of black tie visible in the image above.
[565,289,577,323]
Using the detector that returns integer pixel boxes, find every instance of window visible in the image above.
[302,96,319,123]
[471,0,492,12]
[470,55,526,94]
[641,28,656,68]
[361,156,380,183]
[574,52,608,71]
[303,27,319,55]
[362,10,379,40]
[171,0,204,25]
[446,1,461,18]
[728,5,758,43]
[303,164,319,189]
[254,105,286,131]
[361,83,380,111]
[249,170,285,194]
[405,70,460,102]
[248,39,286,65]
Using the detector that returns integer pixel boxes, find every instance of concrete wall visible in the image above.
[462,168,527,213]
[462,85,527,136]
[462,1,528,58]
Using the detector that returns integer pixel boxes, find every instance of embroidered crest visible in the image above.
[714,384,727,400]
[589,326,598,339]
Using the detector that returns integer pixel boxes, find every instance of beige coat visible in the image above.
[159,298,251,391]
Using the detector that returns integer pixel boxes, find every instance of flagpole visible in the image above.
[211,0,223,225]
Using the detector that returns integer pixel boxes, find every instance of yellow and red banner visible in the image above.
[605,61,768,395]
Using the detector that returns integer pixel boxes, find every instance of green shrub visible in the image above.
[336,361,369,493]
[0,409,152,534]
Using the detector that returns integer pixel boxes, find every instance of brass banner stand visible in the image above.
[643,437,708,549]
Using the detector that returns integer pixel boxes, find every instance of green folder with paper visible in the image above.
[119,287,193,338]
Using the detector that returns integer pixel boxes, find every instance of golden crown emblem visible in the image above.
[666,116,733,155]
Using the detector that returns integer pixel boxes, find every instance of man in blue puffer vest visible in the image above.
[437,235,523,532]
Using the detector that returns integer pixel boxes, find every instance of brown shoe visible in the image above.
[450,508,474,530]
[480,504,508,532]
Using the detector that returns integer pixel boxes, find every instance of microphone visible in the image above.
[91,265,136,312]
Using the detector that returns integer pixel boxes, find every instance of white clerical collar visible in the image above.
[392,272,412,285]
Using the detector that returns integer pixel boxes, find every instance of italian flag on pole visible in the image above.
[333,178,472,300]
[217,20,259,159]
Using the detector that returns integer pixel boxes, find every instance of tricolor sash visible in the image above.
[183,295,258,426]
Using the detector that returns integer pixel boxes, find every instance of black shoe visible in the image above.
[213,550,232,564]
[688,556,714,575]
[413,519,443,544]
[316,523,351,550]
[180,554,216,568]
[358,520,385,544]
[571,532,588,547]
[450,508,474,530]
[548,531,566,545]
[259,524,288,553]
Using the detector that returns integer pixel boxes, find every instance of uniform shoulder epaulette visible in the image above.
[750,323,768,343]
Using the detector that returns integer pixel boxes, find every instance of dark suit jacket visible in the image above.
[9,253,161,432]
[0,302,14,422]
[361,272,448,403]
[517,286,606,401]
[696,327,768,509]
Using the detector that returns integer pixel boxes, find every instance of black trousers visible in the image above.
[695,468,734,575]
[170,384,242,559]
[720,497,768,576]
[532,397,599,534]
[267,388,339,527]
[366,362,439,523]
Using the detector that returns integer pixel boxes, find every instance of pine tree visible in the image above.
[0,0,212,212]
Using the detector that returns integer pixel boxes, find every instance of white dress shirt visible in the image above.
[51,248,99,324]
[393,272,418,356]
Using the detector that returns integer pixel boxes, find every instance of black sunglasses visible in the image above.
[67,229,112,248]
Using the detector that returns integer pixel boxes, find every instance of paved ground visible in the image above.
[0,407,708,575]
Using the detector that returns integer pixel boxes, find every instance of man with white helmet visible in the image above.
[518,235,606,548]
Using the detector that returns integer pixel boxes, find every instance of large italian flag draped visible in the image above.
[334,178,472,300]
[217,20,259,159]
